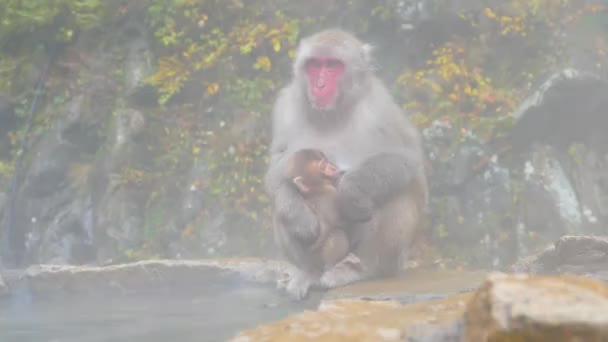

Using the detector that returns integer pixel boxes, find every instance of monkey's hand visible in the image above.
[336,152,418,223]
[336,175,374,223]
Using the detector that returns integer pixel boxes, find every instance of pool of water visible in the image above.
[0,278,317,342]
[0,263,489,342]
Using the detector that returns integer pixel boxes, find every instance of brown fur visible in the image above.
[265,29,428,300]
[285,149,350,269]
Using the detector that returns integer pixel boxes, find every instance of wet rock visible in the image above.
[59,94,105,155]
[11,131,92,265]
[3,45,125,266]
[512,235,608,282]
[509,69,608,249]
[20,135,75,198]
[4,258,288,297]
[517,145,584,253]
[563,143,608,234]
[0,94,18,159]
[232,294,471,341]
[0,273,7,297]
[511,69,608,152]
[426,131,517,268]
[124,35,152,94]
[34,195,97,265]
[426,67,608,268]
[121,18,155,105]
[465,272,608,341]
[95,185,144,258]
[324,269,486,304]
[115,108,146,148]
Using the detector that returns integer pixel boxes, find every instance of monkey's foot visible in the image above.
[284,270,316,300]
[317,254,365,289]
[276,268,315,300]
[285,273,313,300]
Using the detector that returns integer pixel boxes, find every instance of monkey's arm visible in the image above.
[337,150,419,222]
[264,119,320,244]
[351,151,418,200]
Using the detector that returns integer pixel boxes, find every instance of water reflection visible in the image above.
[0,279,314,342]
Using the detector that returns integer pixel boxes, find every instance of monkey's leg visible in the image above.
[318,196,419,289]
[319,228,350,269]
[315,253,365,289]
[273,216,324,300]
[314,219,374,289]
[279,222,351,297]
[356,195,419,277]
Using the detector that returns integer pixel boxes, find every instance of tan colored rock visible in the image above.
[232,293,471,341]
[465,272,608,342]
[325,268,487,303]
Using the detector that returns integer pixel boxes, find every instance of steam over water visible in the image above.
[0,279,316,342]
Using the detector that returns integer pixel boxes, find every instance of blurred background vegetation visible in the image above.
[0,0,606,266]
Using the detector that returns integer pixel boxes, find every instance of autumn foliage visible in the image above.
[0,0,606,257]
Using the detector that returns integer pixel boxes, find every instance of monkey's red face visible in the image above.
[305,57,345,109]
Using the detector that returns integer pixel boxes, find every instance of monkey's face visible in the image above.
[294,30,372,116]
[289,149,342,194]
[304,57,345,110]
[317,156,340,180]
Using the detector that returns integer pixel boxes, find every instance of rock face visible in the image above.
[427,69,608,268]
[0,273,7,296]
[234,272,608,342]
[232,295,470,342]
[513,235,608,282]
[465,273,608,341]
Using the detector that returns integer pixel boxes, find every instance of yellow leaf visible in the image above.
[483,8,496,19]
[207,83,220,94]
[254,56,272,72]
[273,38,281,52]
[429,81,442,93]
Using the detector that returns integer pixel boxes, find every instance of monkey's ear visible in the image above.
[292,176,310,194]
[292,38,310,77]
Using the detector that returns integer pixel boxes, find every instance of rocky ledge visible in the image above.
[513,235,608,281]
[1,235,607,341]
[0,258,288,297]
[234,273,608,342]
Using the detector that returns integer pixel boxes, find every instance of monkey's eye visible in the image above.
[325,59,344,69]
[305,58,322,69]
